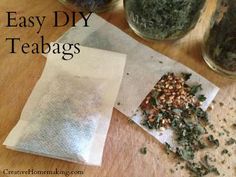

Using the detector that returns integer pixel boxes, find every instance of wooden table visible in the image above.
[0,0,235,177]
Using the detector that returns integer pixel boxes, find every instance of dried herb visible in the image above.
[209,124,215,130]
[232,123,236,129]
[190,84,202,95]
[170,169,175,173]
[218,132,224,136]
[125,0,206,40]
[165,143,171,155]
[172,115,207,159]
[222,128,230,136]
[225,138,236,145]
[140,73,209,161]
[176,147,194,161]
[181,72,192,81]
[219,102,224,107]
[186,155,220,177]
[207,135,220,148]
[221,149,229,155]
[140,73,205,129]
[139,147,147,155]
[139,73,225,176]
[198,95,207,102]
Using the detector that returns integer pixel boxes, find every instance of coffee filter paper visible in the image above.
[53,14,219,148]
[4,45,126,166]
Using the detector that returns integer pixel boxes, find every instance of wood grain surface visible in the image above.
[0,0,235,177]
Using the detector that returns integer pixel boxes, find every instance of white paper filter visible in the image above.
[53,14,219,148]
[4,45,126,166]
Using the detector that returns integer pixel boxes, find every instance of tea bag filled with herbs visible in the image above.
[202,0,236,78]
[3,45,126,166]
[124,0,206,40]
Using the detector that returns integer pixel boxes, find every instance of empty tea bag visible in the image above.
[4,45,126,166]
[52,14,219,148]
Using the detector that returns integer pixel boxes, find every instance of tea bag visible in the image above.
[3,45,126,166]
[52,14,219,148]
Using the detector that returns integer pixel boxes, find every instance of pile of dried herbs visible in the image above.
[125,0,206,40]
[204,0,236,72]
[186,155,220,177]
[141,73,207,133]
[140,73,221,177]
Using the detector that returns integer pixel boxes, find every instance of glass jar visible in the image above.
[59,0,120,12]
[202,0,236,78]
[124,0,206,40]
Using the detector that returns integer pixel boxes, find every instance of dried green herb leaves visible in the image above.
[165,143,171,155]
[139,147,147,155]
[190,85,203,95]
[198,95,207,102]
[181,72,192,81]
[125,0,206,40]
[207,135,220,148]
[139,73,223,176]
[186,155,220,177]
[140,73,208,129]
[173,118,207,160]
[225,138,236,145]
[140,73,206,130]
[221,149,231,157]
[140,73,210,161]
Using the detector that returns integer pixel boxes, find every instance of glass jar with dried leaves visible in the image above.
[124,0,206,40]
[202,0,236,78]
[59,0,120,12]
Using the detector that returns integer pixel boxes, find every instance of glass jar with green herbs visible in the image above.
[59,0,120,12]
[124,0,206,40]
[202,0,236,78]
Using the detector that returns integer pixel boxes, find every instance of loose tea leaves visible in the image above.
[138,73,221,176]
[139,147,147,155]
[198,95,207,102]
[207,135,220,148]
[225,138,236,146]
[140,73,209,160]
[125,0,206,40]
[140,73,206,130]
[186,156,220,177]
